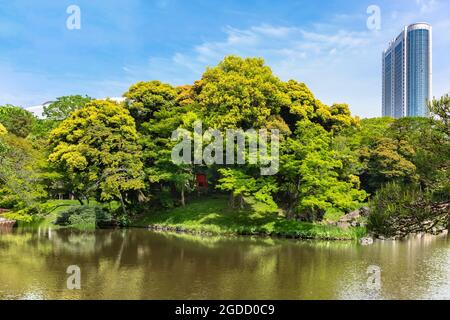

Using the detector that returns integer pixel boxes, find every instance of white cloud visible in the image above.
[0,62,131,109]
[140,1,450,118]
[3,1,450,118]
[148,24,382,118]
[416,0,438,13]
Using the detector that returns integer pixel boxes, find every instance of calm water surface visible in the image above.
[0,228,449,300]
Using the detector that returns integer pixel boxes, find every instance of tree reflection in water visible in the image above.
[0,228,449,300]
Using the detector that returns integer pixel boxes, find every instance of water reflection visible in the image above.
[0,228,449,300]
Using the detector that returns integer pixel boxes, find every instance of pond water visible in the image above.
[0,228,449,300]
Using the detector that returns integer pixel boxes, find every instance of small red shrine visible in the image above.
[196,174,208,189]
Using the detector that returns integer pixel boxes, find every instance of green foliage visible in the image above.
[0,124,7,155]
[0,134,48,210]
[49,100,144,207]
[0,105,36,138]
[368,182,449,238]
[1,56,448,237]
[30,119,60,140]
[3,210,36,223]
[280,120,367,221]
[216,168,279,210]
[0,123,7,136]
[360,137,418,193]
[281,80,360,133]
[124,80,179,127]
[323,207,346,223]
[194,56,291,129]
[124,81,197,207]
[429,94,450,130]
[55,205,112,230]
[43,95,92,121]
[135,196,362,240]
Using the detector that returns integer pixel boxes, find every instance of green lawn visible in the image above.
[12,197,365,240]
[134,196,365,240]
[14,199,81,230]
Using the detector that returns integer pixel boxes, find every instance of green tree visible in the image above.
[429,94,450,130]
[360,136,418,193]
[281,80,360,133]
[280,120,367,221]
[43,95,92,121]
[124,81,199,207]
[49,100,144,213]
[427,95,450,195]
[0,134,48,213]
[0,105,36,138]
[216,168,278,211]
[194,56,291,129]
[30,118,60,140]
[369,182,449,238]
[124,81,178,128]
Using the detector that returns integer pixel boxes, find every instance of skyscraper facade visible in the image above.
[382,23,432,118]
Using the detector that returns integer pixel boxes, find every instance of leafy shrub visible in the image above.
[55,205,112,229]
[323,207,346,222]
[3,210,35,223]
[0,189,20,209]
[158,188,176,208]
[368,182,448,238]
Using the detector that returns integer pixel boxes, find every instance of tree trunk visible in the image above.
[181,185,185,207]
[229,194,235,209]
[75,194,85,206]
[119,192,128,216]
[239,193,244,210]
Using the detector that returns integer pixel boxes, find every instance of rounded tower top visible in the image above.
[407,23,432,31]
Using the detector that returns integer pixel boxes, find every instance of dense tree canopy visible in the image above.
[0,105,36,138]
[0,134,48,215]
[194,56,291,129]
[1,55,448,237]
[48,100,144,211]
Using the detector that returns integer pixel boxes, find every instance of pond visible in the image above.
[0,228,449,300]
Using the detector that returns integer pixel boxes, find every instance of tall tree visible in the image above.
[49,100,144,213]
[124,81,197,207]
[124,81,178,128]
[281,80,359,133]
[280,120,367,221]
[43,95,92,121]
[0,134,48,211]
[429,94,450,130]
[194,55,291,129]
[0,105,36,138]
[360,136,418,193]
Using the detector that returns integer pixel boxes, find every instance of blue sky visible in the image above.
[1,0,449,118]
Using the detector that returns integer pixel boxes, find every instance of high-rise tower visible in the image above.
[382,23,432,118]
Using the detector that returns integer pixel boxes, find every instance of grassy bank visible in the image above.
[14,200,93,231]
[10,197,366,240]
[134,196,366,240]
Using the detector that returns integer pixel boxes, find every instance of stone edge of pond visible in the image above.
[144,224,449,245]
[145,224,356,241]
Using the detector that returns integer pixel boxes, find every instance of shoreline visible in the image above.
[144,224,358,241]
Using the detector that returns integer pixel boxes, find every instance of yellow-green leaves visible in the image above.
[195,56,290,129]
[49,100,144,203]
[0,123,7,136]
[124,80,179,127]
